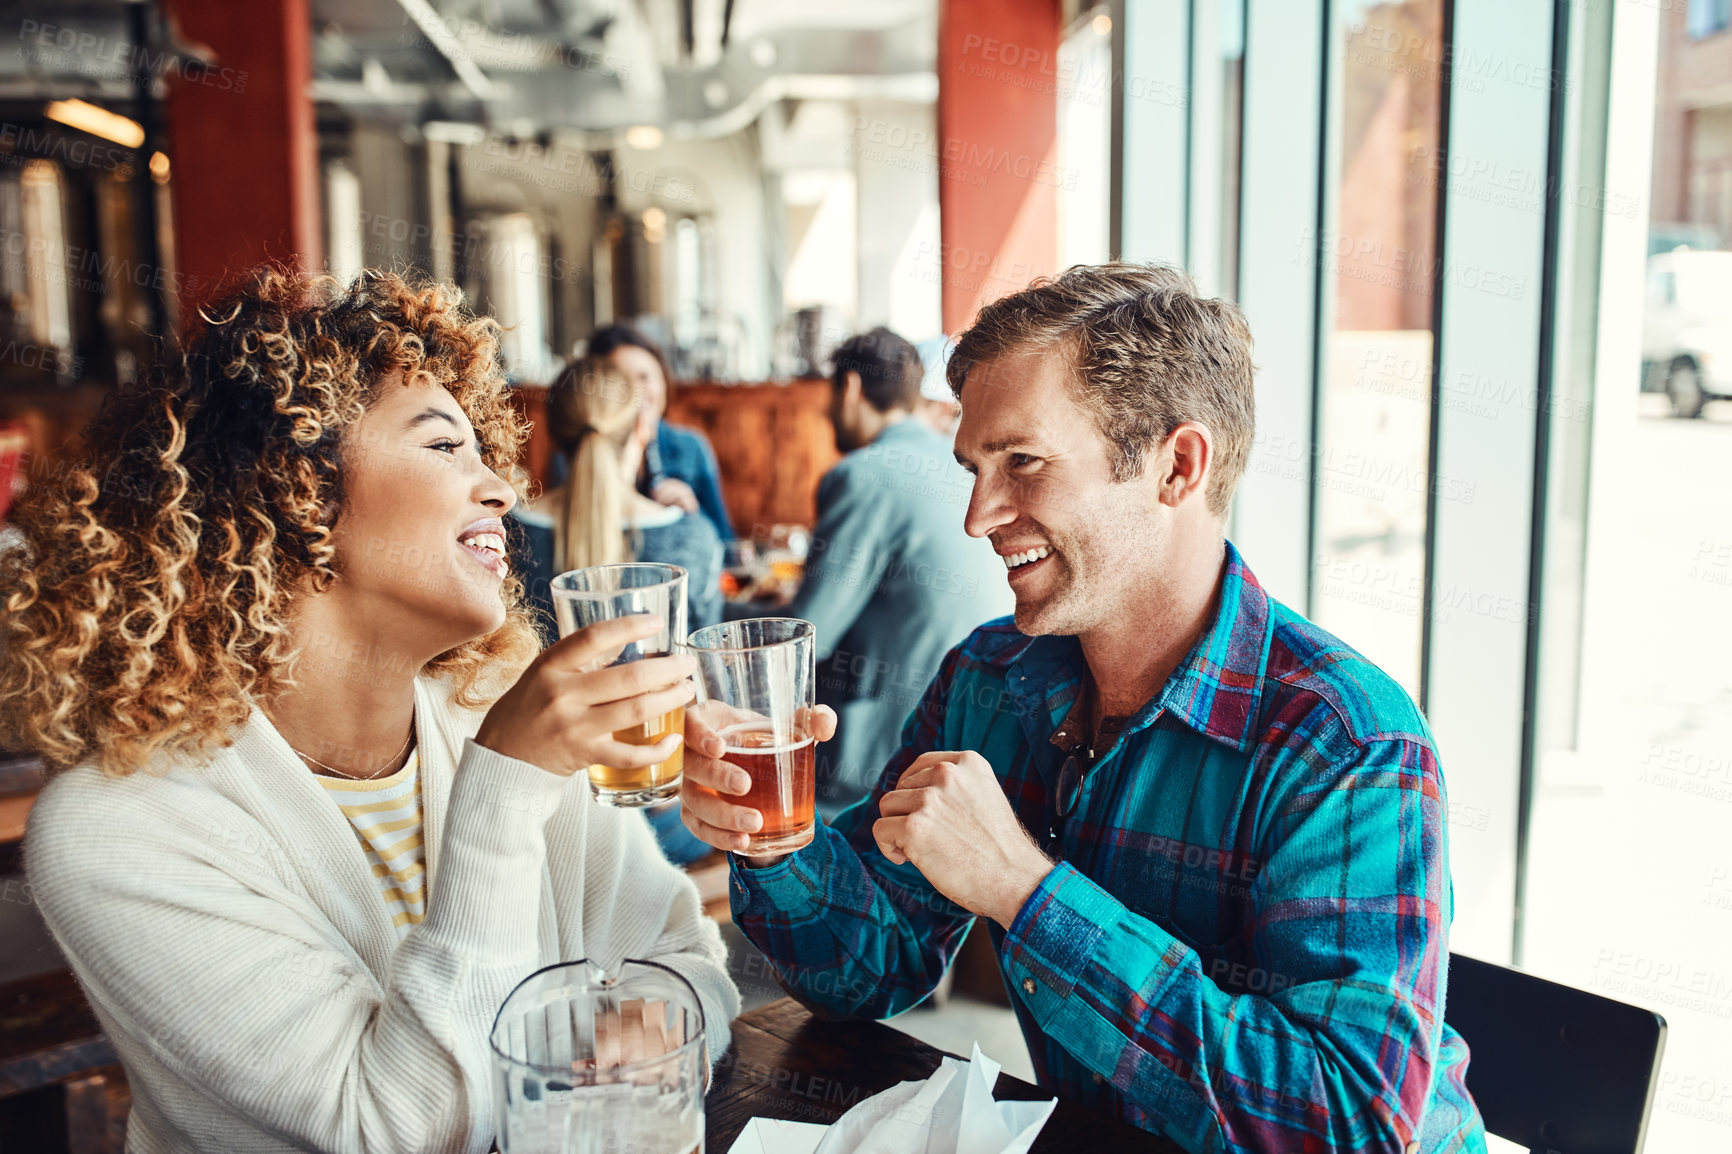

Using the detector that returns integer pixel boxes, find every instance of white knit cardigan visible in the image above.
[26,674,740,1154]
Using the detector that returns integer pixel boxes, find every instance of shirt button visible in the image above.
[1405,1145,1419,1154]
[1022,978,1036,995]
[1092,1073,1104,1086]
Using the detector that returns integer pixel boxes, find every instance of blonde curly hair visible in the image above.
[0,266,539,777]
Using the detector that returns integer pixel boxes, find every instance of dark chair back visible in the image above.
[1444,953,1666,1154]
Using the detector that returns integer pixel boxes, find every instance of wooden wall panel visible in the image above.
[509,387,553,493]
[667,380,840,534]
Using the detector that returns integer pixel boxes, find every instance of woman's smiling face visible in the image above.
[324,377,520,656]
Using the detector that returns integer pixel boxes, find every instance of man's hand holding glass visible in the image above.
[681,714,1052,928]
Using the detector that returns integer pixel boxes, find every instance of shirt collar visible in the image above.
[1003,540,1274,757]
[1156,540,1274,754]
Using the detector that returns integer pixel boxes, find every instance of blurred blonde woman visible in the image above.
[515,356,723,637]
[512,357,723,865]
[3,269,737,1154]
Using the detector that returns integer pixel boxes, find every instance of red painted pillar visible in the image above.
[162,0,321,311]
[937,0,1063,333]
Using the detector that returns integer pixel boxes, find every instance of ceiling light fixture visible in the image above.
[45,99,145,148]
[424,121,488,145]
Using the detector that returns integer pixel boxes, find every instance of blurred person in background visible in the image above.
[588,324,735,542]
[515,355,722,865]
[516,356,724,636]
[5,269,736,1153]
[766,327,1011,819]
[914,335,962,437]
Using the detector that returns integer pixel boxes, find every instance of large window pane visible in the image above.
[1689,0,1732,41]
[1217,0,1245,302]
[1058,8,1112,267]
[1190,0,1246,301]
[1311,0,1445,698]
[1522,3,1732,1148]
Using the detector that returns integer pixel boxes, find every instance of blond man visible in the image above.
[683,264,1486,1153]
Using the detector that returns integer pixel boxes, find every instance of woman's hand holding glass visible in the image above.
[474,615,695,778]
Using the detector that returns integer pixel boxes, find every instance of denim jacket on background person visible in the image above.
[642,422,735,543]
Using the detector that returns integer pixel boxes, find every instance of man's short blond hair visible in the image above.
[947,263,1256,518]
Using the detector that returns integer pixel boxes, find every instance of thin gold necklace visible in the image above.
[294,725,415,781]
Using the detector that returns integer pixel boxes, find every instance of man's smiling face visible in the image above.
[954,350,1167,639]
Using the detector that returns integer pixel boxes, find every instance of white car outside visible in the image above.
[1643,249,1732,418]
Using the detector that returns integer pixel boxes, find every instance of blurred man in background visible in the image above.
[778,327,1012,818]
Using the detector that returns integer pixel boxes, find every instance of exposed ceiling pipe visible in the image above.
[310,70,934,142]
[393,0,497,100]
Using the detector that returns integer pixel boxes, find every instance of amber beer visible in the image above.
[550,563,689,808]
[721,720,816,855]
[586,705,685,798]
[687,617,816,850]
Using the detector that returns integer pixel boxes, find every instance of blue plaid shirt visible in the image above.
[731,542,1486,1153]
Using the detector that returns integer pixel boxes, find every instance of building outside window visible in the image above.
[1688,0,1731,41]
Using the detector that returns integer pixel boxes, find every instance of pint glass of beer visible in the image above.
[551,563,688,807]
[683,618,816,856]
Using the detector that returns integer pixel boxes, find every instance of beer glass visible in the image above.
[491,959,706,1154]
[684,618,817,856]
[551,563,688,807]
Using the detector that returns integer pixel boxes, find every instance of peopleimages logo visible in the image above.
[0,339,80,377]
[1294,227,1527,302]
[18,20,248,93]
[1347,21,1568,95]
[0,123,131,172]
[0,226,198,299]
[954,32,1186,109]
[1408,146,1642,221]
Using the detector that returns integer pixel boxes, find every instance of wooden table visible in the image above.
[0,967,127,1151]
[706,999,1181,1152]
[0,969,117,1100]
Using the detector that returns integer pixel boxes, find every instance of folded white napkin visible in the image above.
[729,1117,828,1154]
[732,1045,1056,1154]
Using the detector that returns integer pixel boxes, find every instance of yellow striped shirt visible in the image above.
[316,752,425,936]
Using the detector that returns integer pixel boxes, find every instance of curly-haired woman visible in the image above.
[2,268,740,1153]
